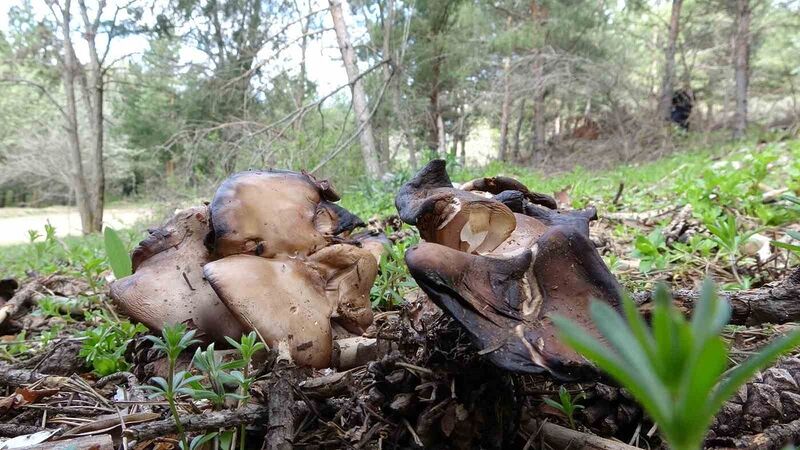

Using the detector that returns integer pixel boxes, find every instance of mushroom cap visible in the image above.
[209,170,342,258]
[461,176,557,210]
[110,207,247,344]
[396,160,516,254]
[309,244,378,334]
[314,201,366,237]
[351,230,391,265]
[405,225,622,380]
[494,190,597,238]
[203,254,334,368]
[494,213,549,253]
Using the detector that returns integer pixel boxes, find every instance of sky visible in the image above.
[0,0,355,96]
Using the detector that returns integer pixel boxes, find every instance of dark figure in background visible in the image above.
[671,89,694,130]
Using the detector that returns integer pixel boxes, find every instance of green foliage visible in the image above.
[542,386,585,430]
[142,324,201,448]
[370,236,419,309]
[103,227,132,279]
[79,314,147,377]
[552,281,800,450]
[772,230,800,257]
[632,229,669,273]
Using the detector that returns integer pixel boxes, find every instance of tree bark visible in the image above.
[498,56,512,162]
[77,0,105,233]
[56,0,94,234]
[635,268,800,326]
[658,0,683,121]
[732,0,751,139]
[124,404,270,442]
[328,0,383,179]
[512,98,526,160]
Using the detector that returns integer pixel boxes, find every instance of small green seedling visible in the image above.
[142,324,201,449]
[552,280,800,450]
[542,386,585,430]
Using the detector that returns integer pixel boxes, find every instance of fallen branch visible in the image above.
[264,363,298,450]
[635,268,800,325]
[715,417,800,449]
[0,279,45,331]
[0,364,71,388]
[522,418,641,450]
[0,423,45,438]
[123,404,270,442]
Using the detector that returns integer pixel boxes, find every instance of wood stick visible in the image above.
[0,363,71,388]
[0,423,45,437]
[123,404,269,442]
[523,418,641,450]
[263,363,297,450]
[635,268,800,325]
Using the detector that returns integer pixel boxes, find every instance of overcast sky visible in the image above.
[0,0,355,96]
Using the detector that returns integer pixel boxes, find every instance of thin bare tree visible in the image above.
[732,0,751,139]
[658,0,684,122]
[328,0,383,179]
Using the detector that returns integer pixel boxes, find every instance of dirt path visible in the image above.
[0,206,152,246]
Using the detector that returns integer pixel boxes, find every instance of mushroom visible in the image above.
[395,160,516,254]
[405,226,622,379]
[461,176,558,209]
[209,170,351,258]
[110,207,247,344]
[308,243,378,334]
[203,254,334,368]
[398,161,623,379]
[494,190,597,238]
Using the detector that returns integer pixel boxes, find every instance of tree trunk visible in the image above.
[456,103,466,166]
[512,98,526,160]
[498,56,512,162]
[732,0,751,139]
[78,0,105,233]
[329,0,383,179]
[658,0,683,121]
[57,0,94,234]
[377,0,395,173]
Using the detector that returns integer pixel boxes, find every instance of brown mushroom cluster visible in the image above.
[110,170,382,368]
[397,160,623,380]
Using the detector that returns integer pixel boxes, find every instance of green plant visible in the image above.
[370,237,419,309]
[104,227,132,279]
[552,280,800,450]
[542,386,585,430]
[704,214,757,287]
[224,332,265,450]
[79,317,146,376]
[142,324,201,449]
[632,229,669,273]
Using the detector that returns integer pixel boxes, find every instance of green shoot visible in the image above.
[542,386,585,430]
[552,280,800,450]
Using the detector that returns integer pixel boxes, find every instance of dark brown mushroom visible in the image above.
[110,207,247,344]
[314,201,366,237]
[396,160,516,254]
[405,225,622,379]
[494,190,597,238]
[461,176,558,209]
[398,161,623,380]
[209,170,347,258]
[203,254,334,368]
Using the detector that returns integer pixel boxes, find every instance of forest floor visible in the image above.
[0,135,799,449]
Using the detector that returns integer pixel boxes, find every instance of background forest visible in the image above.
[1,0,799,234]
